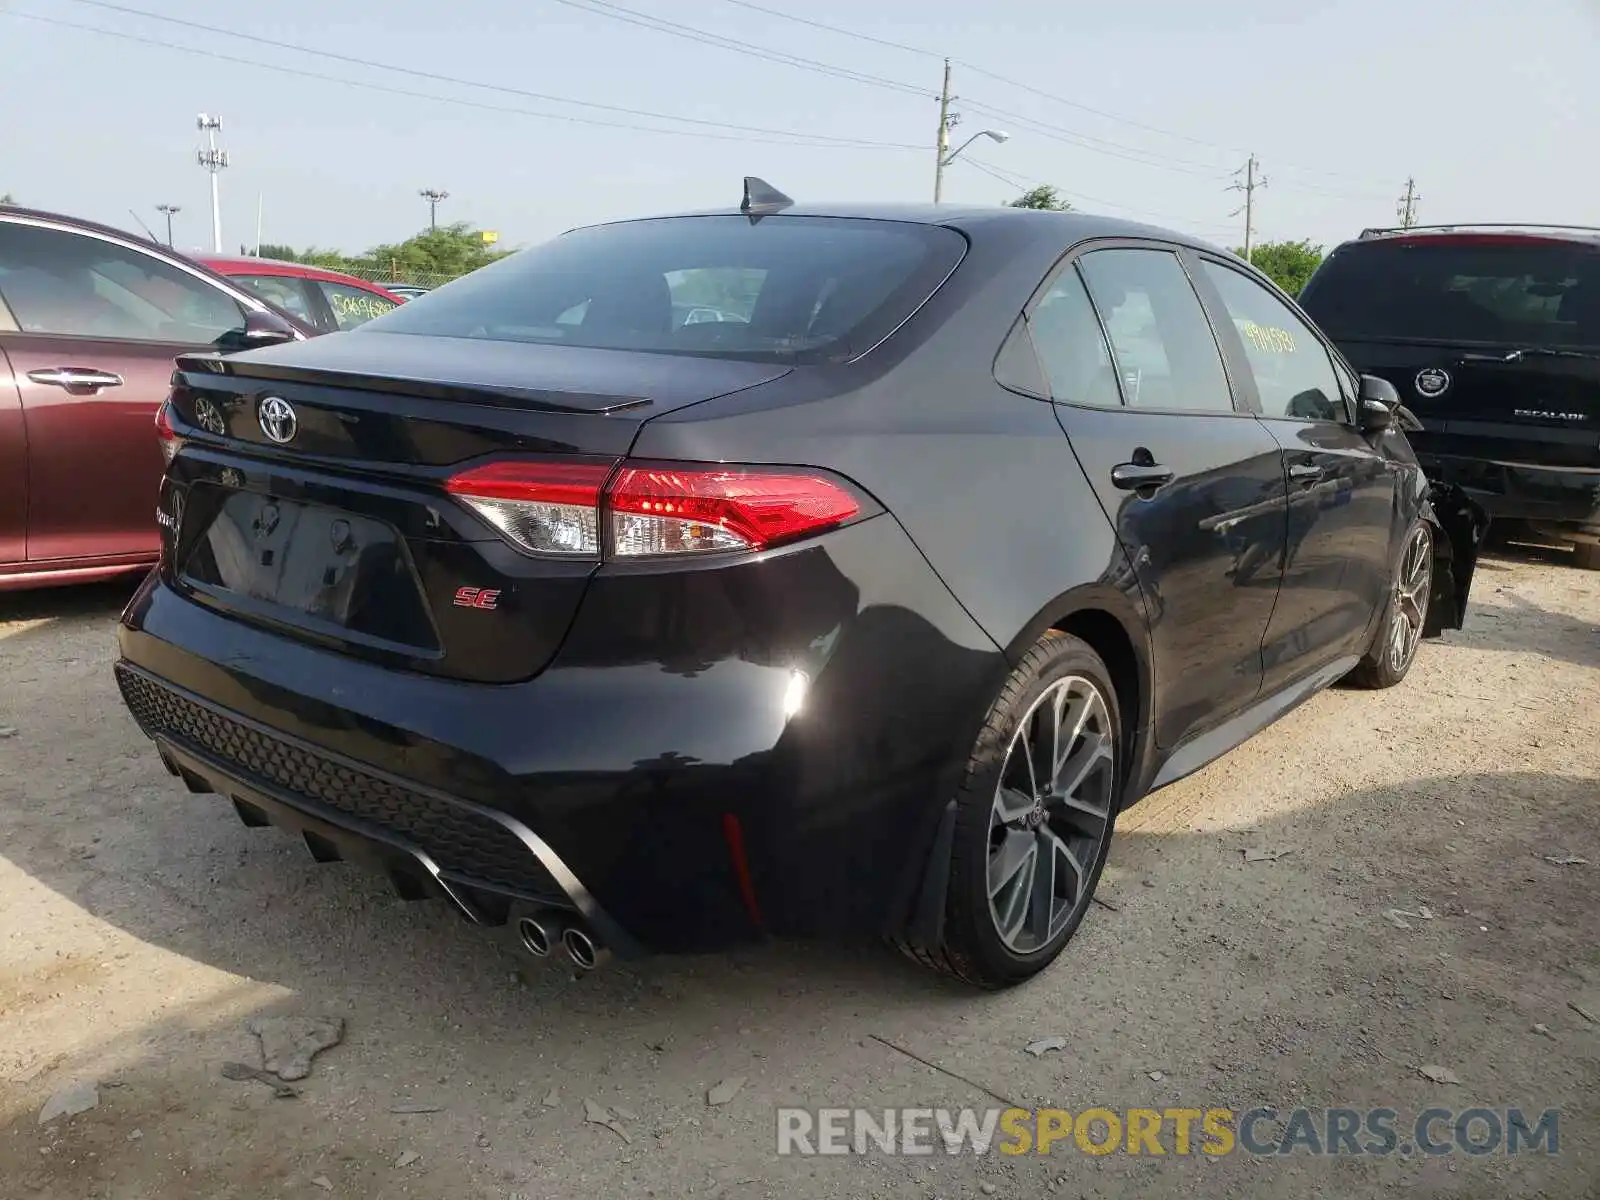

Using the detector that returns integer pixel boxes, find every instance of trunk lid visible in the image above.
[161,334,789,684]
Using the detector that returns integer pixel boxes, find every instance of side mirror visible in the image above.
[1357,374,1399,433]
[218,308,300,353]
[240,308,300,347]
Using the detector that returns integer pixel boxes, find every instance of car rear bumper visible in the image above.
[114,516,1004,953]
[1416,452,1600,538]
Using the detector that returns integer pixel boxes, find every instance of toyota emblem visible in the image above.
[257,395,298,444]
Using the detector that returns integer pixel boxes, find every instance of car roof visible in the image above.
[0,202,175,249]
[584,202,1230,254]
[198,254,401,294]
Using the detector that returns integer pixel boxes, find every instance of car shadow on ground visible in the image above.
[0,577,143,624]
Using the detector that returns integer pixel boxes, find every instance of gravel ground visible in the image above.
[1,547,1596,1199]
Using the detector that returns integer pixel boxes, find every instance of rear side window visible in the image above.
[1077,248,1235,413]
[1301,238,1600,346]
[363,216,966,362]
[1024,267,1121,407]
[318,280,398,330]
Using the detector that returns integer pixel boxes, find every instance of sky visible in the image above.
[3,0,1597,258]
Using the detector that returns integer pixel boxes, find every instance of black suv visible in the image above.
[1300,225,1600,568]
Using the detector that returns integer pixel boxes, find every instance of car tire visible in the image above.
[1347,519,1434,690]
[921,631,1122,989]
[1572,541,1600,571]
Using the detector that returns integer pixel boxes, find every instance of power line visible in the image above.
[548,0,933,98]
[714,0,940,59]
[555,0,1241,179]
[957,98,1235,180]
[705,0,1399,189]
[703,0,1242,154]
[58,0,919,148]
[8,11,924,151]
[962,158,1236,232]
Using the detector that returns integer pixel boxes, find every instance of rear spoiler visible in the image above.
[174,352,653,416]
[1360,223,1600,240]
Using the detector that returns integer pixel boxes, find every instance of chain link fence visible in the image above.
[340,264,464,291]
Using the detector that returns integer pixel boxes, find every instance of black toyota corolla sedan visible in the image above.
[115,182,1483,988]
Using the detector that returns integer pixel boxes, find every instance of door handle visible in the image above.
[27,367,124,391]
[1287,462,1324,483]
[1110,462,1175,490]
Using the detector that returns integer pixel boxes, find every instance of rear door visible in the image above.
[0,217,251,563]
[1300,235,1600,473]
[1194,254,1397,688]
[1022,243,1288,750]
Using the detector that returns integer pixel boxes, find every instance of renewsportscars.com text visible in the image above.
[776,1106,1559,1158]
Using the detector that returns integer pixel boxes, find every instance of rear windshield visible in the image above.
[1300,238,1600,347]
[362,215,966,362]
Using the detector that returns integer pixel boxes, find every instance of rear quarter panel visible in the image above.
[631,226,1154,777]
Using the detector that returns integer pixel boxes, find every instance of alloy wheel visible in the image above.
[986,675,1117,954]
[1387,524,1433,674]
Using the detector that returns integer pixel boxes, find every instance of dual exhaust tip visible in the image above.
[517,913,609,971]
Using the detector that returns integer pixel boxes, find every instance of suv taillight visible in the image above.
[154,401,182,463]
[444,460,861,559]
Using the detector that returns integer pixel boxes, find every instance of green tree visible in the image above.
[0,193,15,205]
[1235,240,1324,297]
[1007,185,1072,212]
[362,223,509,280]
[253,243,302,262]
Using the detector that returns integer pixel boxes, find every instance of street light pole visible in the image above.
[419,188,449,231]
[195,114,228,253]
[155,204,181,248]
[936,128,1011,201]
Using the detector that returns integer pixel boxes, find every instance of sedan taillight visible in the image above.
[444,460,861,559]
[154,400,182,463]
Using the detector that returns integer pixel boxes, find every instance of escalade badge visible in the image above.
[258,395,298,444]
[1513,409,1588,422]
[1415,368,1451,397]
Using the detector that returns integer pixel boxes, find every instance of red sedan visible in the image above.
[199,256,404,332]
[0,207,312,592]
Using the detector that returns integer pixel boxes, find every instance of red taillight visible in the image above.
[443,460,861,559]
[608,465,859,557]
[154,401,181,463]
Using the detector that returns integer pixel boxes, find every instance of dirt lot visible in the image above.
[1,548,1596,1199]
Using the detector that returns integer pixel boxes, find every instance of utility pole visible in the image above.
[419,188,449,231]
[932,59,953,203]
[155,204,181,248]
[1396,177,1421,228]
[1228,154,1266,262]
[195,114,228,254]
